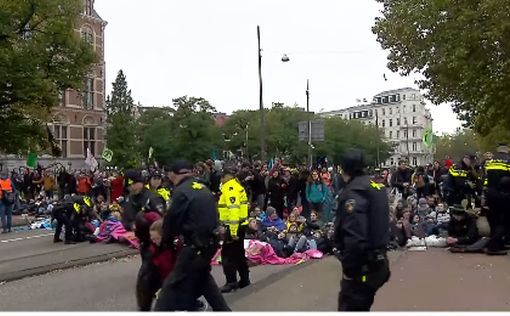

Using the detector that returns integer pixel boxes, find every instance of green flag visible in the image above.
[101,147,113,163]
[26,152,37,169]
[423,128,433,148]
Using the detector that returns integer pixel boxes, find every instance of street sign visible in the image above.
[298,120,325,142]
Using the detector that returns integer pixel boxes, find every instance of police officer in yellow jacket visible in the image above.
[218,169,251,293]
[145,170,170,211]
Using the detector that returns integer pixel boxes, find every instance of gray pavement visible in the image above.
[0,229,137,282]
[0,255,300,311]
[230,249,510,311]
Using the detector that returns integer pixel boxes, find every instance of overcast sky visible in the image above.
[95,0,462,134]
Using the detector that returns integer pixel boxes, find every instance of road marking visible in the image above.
[0,233,54,243]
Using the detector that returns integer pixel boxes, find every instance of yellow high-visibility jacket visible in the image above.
[218,178,248,237]
[145,184,171,202]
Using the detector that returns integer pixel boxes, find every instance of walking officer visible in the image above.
[218,169,251,293]
[443,154,479,207]
[334,149,391,311]
[123,170,166,311]
[154,160,230,311]
[484,143,510,255]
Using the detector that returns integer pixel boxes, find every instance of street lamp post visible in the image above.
[306,79,312,168]
[257,26,265,161]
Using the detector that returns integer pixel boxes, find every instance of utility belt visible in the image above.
[182,235,218,252]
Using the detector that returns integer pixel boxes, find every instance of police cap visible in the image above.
[124,169,144,186]
[340,149,366,176]
[150,170,163,178]
[168,160,194,175]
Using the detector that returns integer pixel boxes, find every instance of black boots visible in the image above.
[220,283,239,293]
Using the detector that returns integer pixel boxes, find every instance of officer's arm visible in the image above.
[340,192,369,276]
[162,189,190,246]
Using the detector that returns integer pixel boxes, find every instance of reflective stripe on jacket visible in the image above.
[218,178,248,237]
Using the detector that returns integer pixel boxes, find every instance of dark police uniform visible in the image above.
[154,162,230,311]
[123,170,166,311]
[334,150,390,311]
[484,145,510,254]
[52,195,92,244]
[444,156,479,207]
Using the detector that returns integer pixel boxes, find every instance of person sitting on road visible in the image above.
[261,206,286,232]
[446,204,480,248]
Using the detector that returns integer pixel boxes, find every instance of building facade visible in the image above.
[2,0,107,171]
[321,87,434,167]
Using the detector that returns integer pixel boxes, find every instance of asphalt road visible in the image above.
[0,255,297,311]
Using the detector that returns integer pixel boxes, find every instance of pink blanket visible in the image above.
[95,220,139,249]
[212,239,323,265]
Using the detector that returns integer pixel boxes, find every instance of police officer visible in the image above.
[146,170,171,210]
[218,169,250,293]
[123,170,166,311]
[334,149,391,311]
[484,143,510,255]
[154,160,230,311]
[444,154,479,208]
[52,195,92,244]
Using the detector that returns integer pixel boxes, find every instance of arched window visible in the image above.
[84,0,93,16]
[81,26,94,45]
[52,114,69,158]
[83,116,96,156]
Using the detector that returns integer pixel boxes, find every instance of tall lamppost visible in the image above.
[257,25,289,162]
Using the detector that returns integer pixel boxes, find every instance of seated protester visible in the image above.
[303,210,324,237]
[415,197,432,220]
[285,210,305,234]
[427,196,437,210]
[321,222,337,254]
[261,206,286,232]
[245,218,267,241]
[447,204,479,247]
[422,212,438,236]
[285,222,309,253]
[265,230,292,258]
[435,203,450,228]
[249,206,266,223]
[410,214,427,238]
[390,216,410,248]
[401,208,413,238]
[394,200,406,219]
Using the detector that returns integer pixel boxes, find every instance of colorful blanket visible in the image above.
[212,239,323,266]
[95,220,139,249]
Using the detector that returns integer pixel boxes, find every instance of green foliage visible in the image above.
[434,129,482,161]
[372,0,510,136]
[0,0,96,153]
[105,70,140,168]
[316,117,392,165]
[138,96,221,165]
[222,106,390,165]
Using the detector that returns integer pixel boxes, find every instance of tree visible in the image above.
[0,0,96,153]
[105,70,140,168]
[372,0,510,136]
[316,117,392,166]
[139,96,221,164]
[434,129,482,162]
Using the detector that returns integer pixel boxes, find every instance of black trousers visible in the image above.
[221,231,249,285]
[487,199,508,251]
[154,246,230,311]
[338,258,390,311]
[53,210,72,242]
[136,259,161,311]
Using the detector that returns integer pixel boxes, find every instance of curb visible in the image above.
[0,248,139,283]
[224,258,321,305]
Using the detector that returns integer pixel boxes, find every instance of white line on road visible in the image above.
[0,233,54,243]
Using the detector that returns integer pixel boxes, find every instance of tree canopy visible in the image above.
[0,0,96,153]
[434,129,482,162]
[105,70,140,168]
[372,0,510,136]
